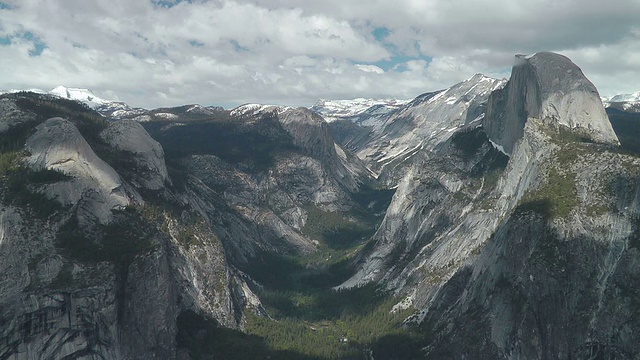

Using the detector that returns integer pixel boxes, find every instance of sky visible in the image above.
[1,0,639,109]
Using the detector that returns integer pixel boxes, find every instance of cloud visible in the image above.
[0,0,639,108]
[354,64,384,74]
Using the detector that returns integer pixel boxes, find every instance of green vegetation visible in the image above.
[4,92,136,176]
[245,298,419,359]
[0,151,67,218]
[143,113,297,172]
[518,167,577,219]
[302,205,375,251]
[228,191,421,358]
[451,127,489,158]
[177,310,317,360]
[174,217,209,249]
[0,150,23,175]
[0,119,38,153]
[607,107,640,155]
[56,207,156,269]
[180,246,423,358]
[11,93,108,144]
[514,124,597,219]
[235,242,422,359]
[350,185,396,215]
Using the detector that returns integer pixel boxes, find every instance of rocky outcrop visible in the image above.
[100,119,169,190]
[484,52,619,154]
[279,107,371,193]
[0,99,36,134]
[25,117,129,225]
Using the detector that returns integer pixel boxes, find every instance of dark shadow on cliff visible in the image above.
[418,202,640,359]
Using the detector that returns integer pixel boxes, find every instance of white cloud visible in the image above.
[0,0,639,108]
[354,64,384,74]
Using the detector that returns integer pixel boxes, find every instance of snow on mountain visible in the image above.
[603,91,640,112]
[49,86,110,108]
[327,73,506,182]
[610,91,640,103]
[311,98,409,123]
[0,88,48,95]
[229,103,292,117]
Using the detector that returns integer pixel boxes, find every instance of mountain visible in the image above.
[311,98,409,123]
[604,91,640,113]
[601,91,640,153]
[326,73,505,185]
[339,52,640,358]
[48,85,110,108]
[1,52,640,359]
[0,89,393,358]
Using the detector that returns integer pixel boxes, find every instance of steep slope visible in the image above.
[3,52,639,359]
[340,52,640,358]
[327,74,505,184]
[484,52,619,154]
[607,107,640,154]
[141,104,382,261]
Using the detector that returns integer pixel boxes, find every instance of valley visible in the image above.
[1,52,640,359]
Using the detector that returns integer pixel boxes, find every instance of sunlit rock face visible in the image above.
[25,117,129,225]
[484,52,619,155]
[324,73,505,185]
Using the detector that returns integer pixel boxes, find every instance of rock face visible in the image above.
[0,99,36,134]
[278,107,371,193]
[484,52,619,154]
[100,119,169,190]
[25,117,129,225]
[327,73,505,184]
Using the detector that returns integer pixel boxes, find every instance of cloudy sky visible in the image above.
[1,0,639,109]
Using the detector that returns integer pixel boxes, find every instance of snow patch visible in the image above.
[489,139,508,156]
[230,103,291,117]
[154,112,179,120]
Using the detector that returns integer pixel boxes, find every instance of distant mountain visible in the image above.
[311,98,409,123]
[325,73,505,184]
[603,91,640,113]
[48,85,110,108]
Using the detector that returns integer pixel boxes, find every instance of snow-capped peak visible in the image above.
[609,91,640,103]
[49,86,109,108]
[230,103,292,117]
[602,91,640,112]
[311,98,410,123]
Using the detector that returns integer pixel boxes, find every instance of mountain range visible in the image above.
[1,52,640,359]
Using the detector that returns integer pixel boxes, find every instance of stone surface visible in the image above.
[329,73,505,184]
[484,52,619,154]
[100,119,169,190]
[25,117,129,225]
